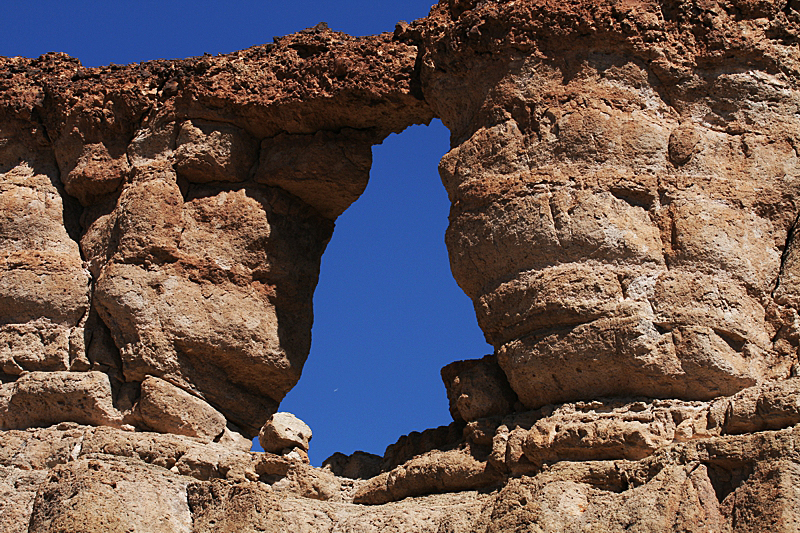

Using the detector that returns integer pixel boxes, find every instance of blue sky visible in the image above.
[2,1,491,465]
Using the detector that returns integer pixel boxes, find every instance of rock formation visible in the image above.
[2,0,800,531]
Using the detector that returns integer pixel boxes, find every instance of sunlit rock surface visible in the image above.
[2,0,800,530]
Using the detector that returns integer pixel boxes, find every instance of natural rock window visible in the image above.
[277,120,489,463]
[3,1,800,530]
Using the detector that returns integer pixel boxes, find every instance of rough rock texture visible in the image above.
[322,451,383,480]
[422,0,800,409]
[3,0,800,531]
[136,376,227,442]
[258,412,313,454]
[2,382,800,531]
[0,27,432,437]
[1,371,122,430]
[441,354,518,422]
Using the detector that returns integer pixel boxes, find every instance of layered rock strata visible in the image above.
[3,379,800,531]
[422,0,800,408]
[0,28,432,437]
[2,0,800,531]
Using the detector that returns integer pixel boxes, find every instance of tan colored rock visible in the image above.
[1,372,121,430]
[722,377,800,435]
[2,3,800,531]
[217,425,254,452]
[188,479,490,533]
[175,442,258,481]
[488,462,725,533]
[353,448,502,505]
[136,376,226,442]
[173,119,258,183]
[441,355,517,422]
[259,412,312,453]
[0,164,89,378]
[28,457,192,533]
[421,0,800,408]
[523,399,715,467]
[0,466,48,533]
[0,27,432,441]
[88,166,332,435]
[721,460,800,533]
[256,129,372,219]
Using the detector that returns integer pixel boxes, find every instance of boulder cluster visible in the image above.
[2,0,800,531]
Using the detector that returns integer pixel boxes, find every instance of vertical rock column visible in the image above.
[85,119,360,436]
[0,60,91,411]
[418,0,800,409]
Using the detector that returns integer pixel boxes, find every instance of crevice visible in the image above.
[714,328,746,353]
[608,186,655,210]
[703,460,754,504]
[771,209,800,299]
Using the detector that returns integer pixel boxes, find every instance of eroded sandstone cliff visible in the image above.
[2,0,800,531]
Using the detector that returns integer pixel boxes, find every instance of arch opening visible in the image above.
[254,119,490,465]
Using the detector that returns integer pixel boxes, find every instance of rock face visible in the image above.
[424,0,800,409]
[2,0,800,531]
[0,28,432,437]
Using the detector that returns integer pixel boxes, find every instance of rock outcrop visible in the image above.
[2,0,800,531]
[424,0,800,408]
[0,28,432,437]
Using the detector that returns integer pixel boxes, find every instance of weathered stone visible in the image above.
[55,141,129,206]
[88,172,332,435]
[423,0,800,408]
[353,448,502,505]
[721,460,800,533]
[382,422,464,471]
[722,377,800,435]
[522,399,716,467]
[256,129,372,219]
[1,372,121,430]
[441,354,517,422]
[173,119,258,183]
[322,450,383,480]
[259,412,312,453]
[0,165,89,378]
[0,466,48,533]
[2,1,800,531]
[28,456,193,533]
[136,376,226,442]
[488,462,726,533]
[188,479,490,533]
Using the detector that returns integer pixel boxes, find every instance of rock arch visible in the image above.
[3,1,800,530]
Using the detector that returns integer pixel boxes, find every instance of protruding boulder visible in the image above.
[1,371,121,430]
[258,412,312,454]
[136,376,226,442]
[441,355,517,422]
[256,129,372,219]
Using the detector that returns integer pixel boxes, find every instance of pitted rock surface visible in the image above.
[420,0,800,408]
[2,0,800,531]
